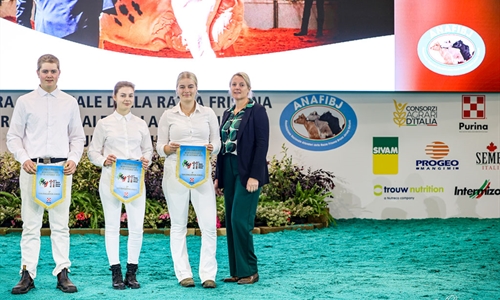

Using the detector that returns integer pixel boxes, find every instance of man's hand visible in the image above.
[22,160,37,174]
[64,160,77,175]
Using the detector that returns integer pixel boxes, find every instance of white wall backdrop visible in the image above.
[1,90,498,219]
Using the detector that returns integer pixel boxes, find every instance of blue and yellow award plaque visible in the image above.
[176,145,209,188]
[32,165,66,209]
[111,159,144,203]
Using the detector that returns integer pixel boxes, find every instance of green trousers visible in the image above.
[223,154,260,278]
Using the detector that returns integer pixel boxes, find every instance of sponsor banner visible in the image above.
[2,91,500,219]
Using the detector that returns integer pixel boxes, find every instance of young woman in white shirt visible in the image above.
[88,81,153,290]
[156,71,221,288]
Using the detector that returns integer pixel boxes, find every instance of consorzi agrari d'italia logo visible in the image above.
[417,23,485,76]
[279,94,357,151]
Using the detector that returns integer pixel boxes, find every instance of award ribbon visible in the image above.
[176,145,209,189]
[111,159,144,203]
[32,165,66,209]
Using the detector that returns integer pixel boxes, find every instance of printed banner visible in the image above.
[32,165,66,209]
[176,145,209,189]
[111,159,144,203]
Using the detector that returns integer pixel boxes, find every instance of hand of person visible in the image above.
[140,156,149,170]
[205,144,213,152]
[246,178,259,193]
[214,179,223,196]
[165,142,180,155]
[64,160,77,175]
[104,154,117,167]
[22,159,37,175]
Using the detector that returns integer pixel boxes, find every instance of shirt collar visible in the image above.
[112,110,132,121]
[172,102,201,115]
[36,86,60,97]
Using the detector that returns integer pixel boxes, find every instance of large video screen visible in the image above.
[0,0,498,91]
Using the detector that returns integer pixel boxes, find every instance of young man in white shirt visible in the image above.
[7,54,85,294]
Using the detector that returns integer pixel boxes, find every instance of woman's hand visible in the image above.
[214,179,223,196]
[164,142,180,155]
[104,154,117,167]
[205,143,213,152]
[246,177,259,193]
[140,157,149,170]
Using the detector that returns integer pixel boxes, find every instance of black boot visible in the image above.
[110,264,126,290]
[11,265,35,294]
[124,263,140,289]
[57,268,77,293]
[294,17,309,36]
[316,18,324,37]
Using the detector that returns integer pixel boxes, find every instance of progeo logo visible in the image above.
[373,184,444,200]
[393,99,437,127]
[476,142,500,171]
[416,141,459,171]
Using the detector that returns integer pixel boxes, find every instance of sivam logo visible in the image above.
[373,137,398,175]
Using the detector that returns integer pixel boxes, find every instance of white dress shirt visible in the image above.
[6,86,85,164]
[156,102,221,160]
[87,111,153,166]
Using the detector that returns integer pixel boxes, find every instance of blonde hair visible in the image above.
[230,72,251,90]
[37,54,60,71]
[176,71,198,88]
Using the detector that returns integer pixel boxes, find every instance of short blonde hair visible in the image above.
[230,72,251,90]
[176,71,198,88]
[37,54,60,71]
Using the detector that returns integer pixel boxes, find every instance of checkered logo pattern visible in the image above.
[462,95,485,119]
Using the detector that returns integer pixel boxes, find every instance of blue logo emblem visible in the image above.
[417,24,485,76]
[279,94,357,151]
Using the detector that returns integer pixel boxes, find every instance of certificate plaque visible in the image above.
[176,145,209,189]
[32,165,66,209]
[111,159,144,203]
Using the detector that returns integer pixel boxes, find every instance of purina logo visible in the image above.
[459,95,488,133]
[416,141,459,171]
[393,99,437,127]
[417,24,486,76]
[475,142,500,171]
[454,180,500,199]
[280,94,357,151]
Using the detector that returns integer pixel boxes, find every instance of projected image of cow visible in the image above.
[100,0,245,58]
[293,108,345,140]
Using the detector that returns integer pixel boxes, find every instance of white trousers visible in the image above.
[99,167,145,266]
[162,159,217,282]
[19,162,72,279]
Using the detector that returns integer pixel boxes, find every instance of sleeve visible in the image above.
[67,101,86,165]
[16,0,33,28]
[6,96,30,164]
[140,120,154,165]
[87,119,106,167]
[156,110,170,158]
[208,108,221,156]
[249,106,270,181]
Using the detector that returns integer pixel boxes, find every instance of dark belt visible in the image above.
[31,157,67,164]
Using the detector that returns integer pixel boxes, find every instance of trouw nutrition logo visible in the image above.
[280,94,357,151]
[373,184,444,200]
[416,141,459,171]
[373,137,398,175]
[459,95,488,133]
[393,100,437,127]
[417,24,486,76]
[454,180,499,199]
[476,142,499,171]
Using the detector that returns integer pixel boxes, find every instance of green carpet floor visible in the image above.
[0,218,499,299]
